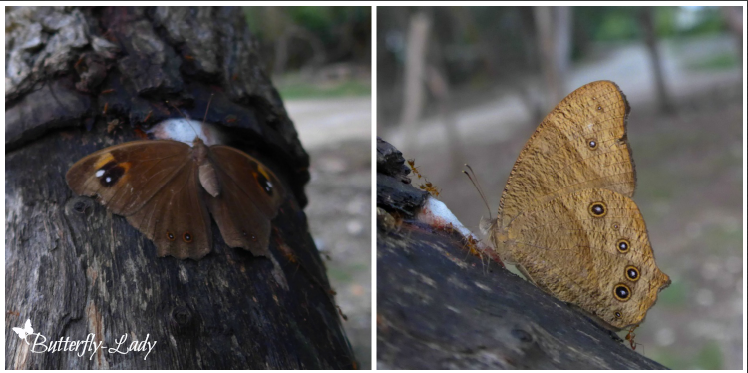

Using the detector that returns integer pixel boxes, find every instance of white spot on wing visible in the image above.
[95,170,104,177]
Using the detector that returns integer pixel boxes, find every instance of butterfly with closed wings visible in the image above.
[488,81,670,331]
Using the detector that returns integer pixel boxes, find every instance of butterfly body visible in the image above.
[67,135,285,260]
[489,81,669,330]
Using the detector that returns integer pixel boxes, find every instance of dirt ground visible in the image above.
[285,97,372,369]
[379,82,743,369]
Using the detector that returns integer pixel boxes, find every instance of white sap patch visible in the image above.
[147,118,223,146]
[417,197,491,253]
[95,170,105,177]
[418,198,472,237]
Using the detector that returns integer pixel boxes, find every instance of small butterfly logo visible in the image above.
[12,319,34,345]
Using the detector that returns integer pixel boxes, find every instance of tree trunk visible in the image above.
[534,6,572,112]
[376,138,667,369]
[399,11,431,151]
[721,6,743,64]
[5,7,355,369]
[639,7,673,114]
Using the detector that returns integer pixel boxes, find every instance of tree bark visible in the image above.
[376,138,667,369]
[5,7,354,369]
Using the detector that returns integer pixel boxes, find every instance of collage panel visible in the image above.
[376,6,743,370]
[5,6,370,369]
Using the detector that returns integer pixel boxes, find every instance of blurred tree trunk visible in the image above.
[400,10,465,174]
[534,7,572,111]
[275,25,326,76]
[425,63,464,176]
[721,6,743,64]
[400,11,431,151]
[5,6,354,369]
[400,11,431,144]
[639,7,673,114]
[425,12,465,176]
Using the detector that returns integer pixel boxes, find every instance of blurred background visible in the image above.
[378,6,743,370]
[246,7,372,369]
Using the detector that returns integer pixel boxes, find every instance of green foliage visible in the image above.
[702,223,742,254]
[289,7,370,41]
[652,340,724,369]
[244,6,370,43]
[679,7,727,36]
[694,341,724,370]
[686,52,741,70]
[277,79,371,100]
[598,8,642,41]
[574,6,729,42]
[650,352,679,370]
[653,7,678,37]
[243,6,371,74]
[657,280,686,306]
[288,7,337,35]
[574,7,642,42]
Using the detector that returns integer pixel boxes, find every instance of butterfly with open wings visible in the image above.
[66,122,286,260]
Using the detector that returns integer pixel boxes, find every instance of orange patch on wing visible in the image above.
[93,153,116,170]
[257,164,272,181]
[117,161,132,182]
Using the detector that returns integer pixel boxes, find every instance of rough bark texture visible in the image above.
[376,138,666,369]
[5,7,355,369]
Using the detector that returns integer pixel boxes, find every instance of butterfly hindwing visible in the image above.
[125,162,212,259]
[506,188,670,328]
[205,145,285,257]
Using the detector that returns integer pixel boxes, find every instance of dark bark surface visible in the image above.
[376,138,666,369]
[5,7,354,369]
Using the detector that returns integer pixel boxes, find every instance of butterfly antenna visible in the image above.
[202,94,214,125]
[463,164,492,220]
[166,99,200,139]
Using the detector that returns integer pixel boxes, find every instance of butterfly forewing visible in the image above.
[66,141,192,216]
[498,81,635,228]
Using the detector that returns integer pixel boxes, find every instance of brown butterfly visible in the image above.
[489,81,670,330]
[66,136,285,260]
